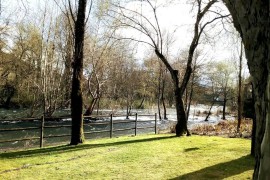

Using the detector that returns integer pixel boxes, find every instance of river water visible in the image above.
[0,105,235,150]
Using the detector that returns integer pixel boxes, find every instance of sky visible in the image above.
[3,0,247,74]
[118,0,249,79]
[116,0,241,64]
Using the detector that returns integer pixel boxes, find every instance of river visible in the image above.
[0,105,235,150]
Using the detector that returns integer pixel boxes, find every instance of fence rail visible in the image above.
[0,113,157,148]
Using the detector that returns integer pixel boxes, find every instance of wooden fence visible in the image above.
[0,113,157,148]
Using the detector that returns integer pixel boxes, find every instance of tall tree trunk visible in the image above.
[222,96,227,120]
[186,87,193,120]
[184,89,188,112]
[62,47,72,107]
[161,78,167,120]
[152,0,216,136]
[222,82,228,120]
[138,95,145,109]
[157,67,162,120]
[251,83,256,156]
[126,97,131,119]
[70,0,86,145]
[173,68,190,136]
[126,103,129,119]
[84,98,98,116]
[223,1,269,179]
[172,0,217,136]
[155,50,189,136]
[187,66,196,120]
[96,97,100,115]
[157,97,162,120]
[175,87,190,136]
[237,42,243,132]
[3,84,15,109]
[205,101,215,122]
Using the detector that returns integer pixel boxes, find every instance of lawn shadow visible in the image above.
[183,147,200,152]
[0,135,176,159]
[170,155,254,180]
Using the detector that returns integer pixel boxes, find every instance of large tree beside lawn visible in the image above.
[222,1,269,179]
[70,0,87,145]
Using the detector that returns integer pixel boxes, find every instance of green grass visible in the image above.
[0,134,254,179]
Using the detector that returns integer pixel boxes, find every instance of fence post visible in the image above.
[40,115,44,148]
[155,113,157,134]
[110,114,113,138]
[135,113,138,136]
[82,114,84,137]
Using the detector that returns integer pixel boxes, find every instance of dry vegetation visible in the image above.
[166,118,253,138]
[190,119,253,138]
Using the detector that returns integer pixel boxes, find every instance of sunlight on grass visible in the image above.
[0,134,254,179]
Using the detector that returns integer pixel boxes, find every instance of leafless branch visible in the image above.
[198,14,230,41]
[145,0,163,52]
[53,0,75,38]
[112,37,155,48]
[107,9,157,48]
[85,0,93,24]
[111,3,159,41]
[68,0,76,23]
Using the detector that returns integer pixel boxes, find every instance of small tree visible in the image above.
[207,61,235,120]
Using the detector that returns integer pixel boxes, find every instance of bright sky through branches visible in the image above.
[115,0,237,64]
[5,0,243,66]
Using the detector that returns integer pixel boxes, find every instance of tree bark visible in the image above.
[205,101,215,122]
[70,0,86,145]
[222,96,227,120]
[174,0,217,136]
[237,42,243,132]
[223,1,269,179]
[84,97,98,116]
[3,84,15,109]
[161,78,167,120]
[175,86,190,136]
[126,102,130,119]
[138,95,145,109]
[186,66,196,120]
[251,83,256,156]
[157,66,162,120]
[155,50,189,136]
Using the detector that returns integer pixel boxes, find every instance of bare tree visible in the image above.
[108,0,228,136]
[83,26,117,116]
[70,0,87,145]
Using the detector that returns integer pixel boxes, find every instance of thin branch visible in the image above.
[68,0,76,23]
[197,14,230,42]
[85,0,93,24]
[146,0,163,52]
[53,0,75,38]
[111,3,159,41]
[112,37,155,48]
[107,9,157,47]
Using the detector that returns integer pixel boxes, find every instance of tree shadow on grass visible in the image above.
[0,135,176,159]
[183,147,200,152]
[170,155,254,180]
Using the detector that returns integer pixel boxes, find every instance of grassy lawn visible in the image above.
[0,134,254,179]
